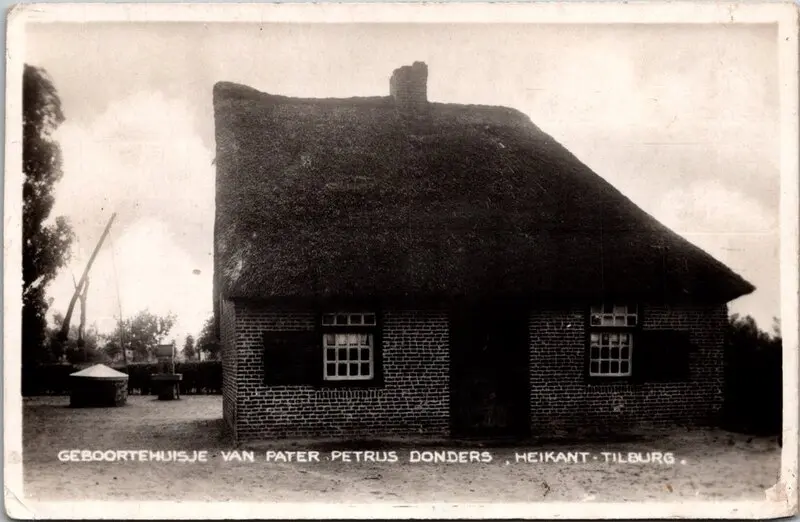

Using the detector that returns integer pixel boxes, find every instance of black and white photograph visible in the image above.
[5,2,798,519]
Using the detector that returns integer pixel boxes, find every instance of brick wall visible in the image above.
[528,303,728,435]
[224,300,728,441]
[220,299,237,437]
[231,304,450,442]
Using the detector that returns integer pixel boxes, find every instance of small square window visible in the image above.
[590,303,638,328]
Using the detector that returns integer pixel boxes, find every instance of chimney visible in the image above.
[390,61,428,115]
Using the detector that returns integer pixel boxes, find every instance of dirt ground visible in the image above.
[21,396,781,503]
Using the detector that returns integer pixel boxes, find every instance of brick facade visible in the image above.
[222,299,728,442]
[528,303,727,435]
[220,298,237,438]
[225,301,450,442]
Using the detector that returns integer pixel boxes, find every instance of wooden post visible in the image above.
[59,213,116,343]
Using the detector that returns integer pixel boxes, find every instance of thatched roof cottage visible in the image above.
[213,62,754,442]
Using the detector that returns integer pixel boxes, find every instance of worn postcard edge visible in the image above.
[3,2,798,519]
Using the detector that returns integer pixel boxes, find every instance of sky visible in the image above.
[25,22,781,344]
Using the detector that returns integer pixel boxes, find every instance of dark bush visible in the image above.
[722,315,782,435]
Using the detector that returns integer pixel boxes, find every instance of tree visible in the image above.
[105,310,177,362]
[45,312,106,364]
[182,334,197,361]
[196,315,220,361]
[724,314,782,434]
[22,64,74,392]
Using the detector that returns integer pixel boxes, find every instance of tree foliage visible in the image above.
[103,310,177,362]
[45,312,107,364]
[22,64,74,388]
[724,314,782,434]
[196,315,220,361]
[182,334,197,361]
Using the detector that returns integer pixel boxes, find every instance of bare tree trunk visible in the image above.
[59,213,116,343]
[78,277,89,355]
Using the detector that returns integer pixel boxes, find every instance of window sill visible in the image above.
[313,379,385,390]
[584,376,639,387]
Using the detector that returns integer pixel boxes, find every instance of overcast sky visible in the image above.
[25,22,780,343]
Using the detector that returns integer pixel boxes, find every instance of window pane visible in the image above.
[590,346,599,359]
[359,334,370,346]
[621,346,630,359]
[601,333,609,343]
[338,348,347,360]
[324,334,336,346]
[325,348,336,362]
[600,346,609,358]
[326,363,336,376]
[350,314,363,325]
[337,335,347,346]
[360,348,370,360]
[621,362,629,374]
[349,363,359,376]
[337,363,348,376]
[348,333,358,345]
[610,333,619,343]
[364,314,376,325]
[610,361,619,374]
[322,314,335,325]
[600,361,609,373]
[590,333,600,344]
[620,333,629,344]
[360,362,370,376]
[611,346,619,359]
[590,362,599,374]
[349,348,359,360]
[336,314,348,325]
[591,303,637,327]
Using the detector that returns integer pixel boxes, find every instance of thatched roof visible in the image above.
[212,63,754,306]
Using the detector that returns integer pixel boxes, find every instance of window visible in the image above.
[321,312,376,381]
[588,304,637,377]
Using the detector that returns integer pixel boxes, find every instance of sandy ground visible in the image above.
[21,396,780,503]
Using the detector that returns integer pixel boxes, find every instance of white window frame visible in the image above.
[321,312,376,381]
[588,304,637,377]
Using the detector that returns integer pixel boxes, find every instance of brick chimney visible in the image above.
[390,62,428,115]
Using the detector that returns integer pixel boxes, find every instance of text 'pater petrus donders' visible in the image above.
[57,449,683,465]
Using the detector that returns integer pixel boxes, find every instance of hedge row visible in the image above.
[722,347,782,435]
[25,362,222,396]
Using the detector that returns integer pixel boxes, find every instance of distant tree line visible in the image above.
[41,310,221,366]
